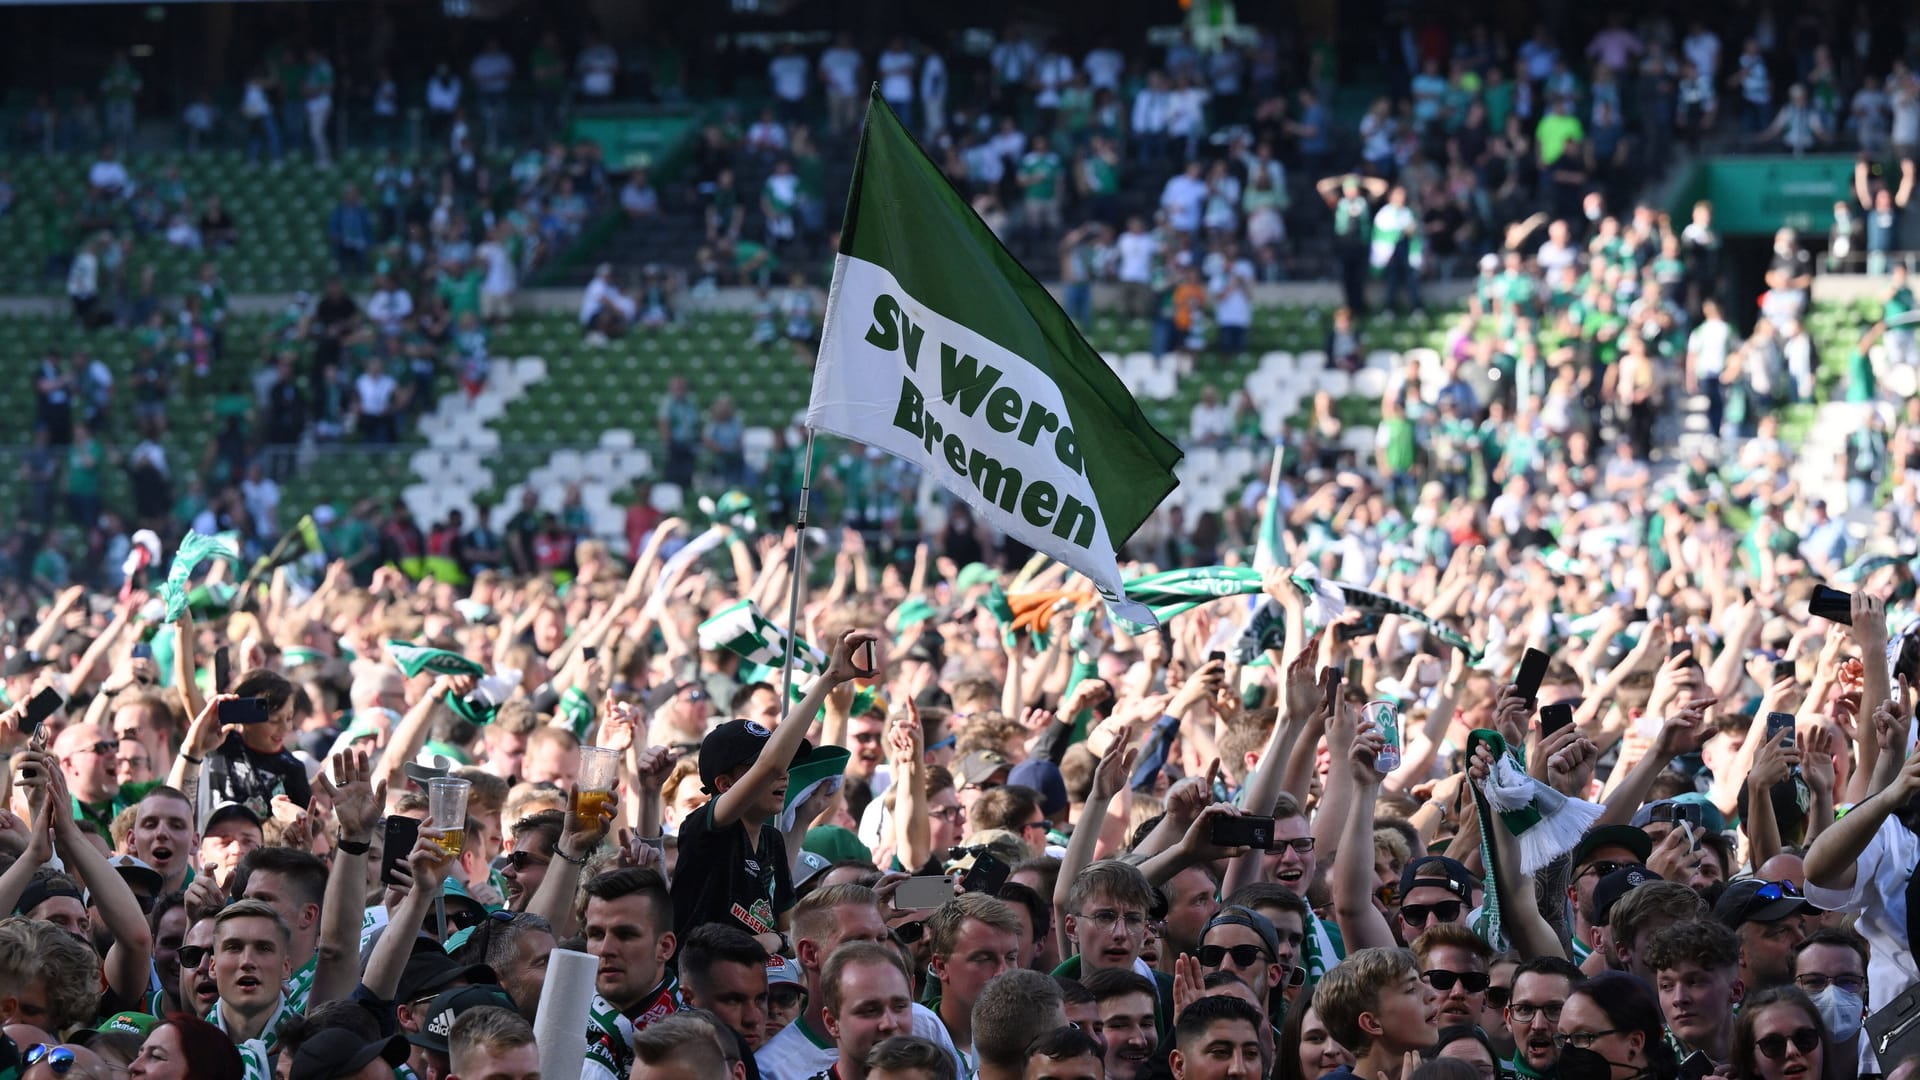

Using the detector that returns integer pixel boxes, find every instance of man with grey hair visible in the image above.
[447,1006,539,1080]
[971,968,1068,1080]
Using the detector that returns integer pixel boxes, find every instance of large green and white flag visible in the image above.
[807,88,1183,625]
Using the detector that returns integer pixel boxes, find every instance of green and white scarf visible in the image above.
[698,600,878,714]
[387,641,486,679]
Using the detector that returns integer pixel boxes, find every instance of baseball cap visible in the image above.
[396,945,498,1004]
[1592,864,1661,925]
[292,1030,411,1080]
[2,650,48,679]
[1630,795,1729,835]
[407,984,520,1054]
[1008,760,1069,819]
[1712,879,1811,928]
[802,825,872,866]
[794,850,832,890]
[1203,905,1282,958]
[205,801,264,831]
[1572,824,1654,869]
[955,562,999,591]
[954,749,1011,788]
[1398,855,1477,903]
[107,854,164,895]
[699,718,814,794]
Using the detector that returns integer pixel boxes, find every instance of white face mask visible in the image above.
[1810,984,1865,1043]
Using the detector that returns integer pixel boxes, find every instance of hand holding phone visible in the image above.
[218,697,273,725]
[1809,584,1853,625]
[1208,813,1276,850]
[1513,648,1551,704]
[1539,702,1575,738]
[380,816,421,887]
[961,852,1009,894]
[893,875,957,909]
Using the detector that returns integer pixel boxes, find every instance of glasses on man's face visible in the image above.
[1198,944,1273,968]
[505,850,551,872]
[1578,860,1623,881]
[25,1045,75,1076]
[1506,1002,1563,1025]
[928,806,965,824]
[1078,909,1148,934]
[1268,837,1316,854]
[1794,973,1866,996]
[1399,900,1464,927]
[1484,986,1512,1010]
[1755,1028,1822,1060]
[851,732,884,745]
[177,945,212,969]
[80,740,120,757]
[1022,819,1051,835]
[1423,969,1490,993]
[1554,1030,1618,1050]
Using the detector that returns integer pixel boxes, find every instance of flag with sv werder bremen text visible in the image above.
[807,88,1184,625]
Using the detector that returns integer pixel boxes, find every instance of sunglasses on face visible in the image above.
[1423,969,1490,993]
[1399,900,1464,926]
[1577,860,1623,881]
[25,1046,74,1075]
[505,850,551,871]
[1484,986,1512,1009]
[78,740,120,757]
[177,945,212,969]
[1198,944,1273,968]
[1755,1029,1822,1060]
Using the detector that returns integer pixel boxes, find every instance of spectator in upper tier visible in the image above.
[577,35,619,100]
[327,186,373,274]
[819,34,864,136]
[768,43,810,124]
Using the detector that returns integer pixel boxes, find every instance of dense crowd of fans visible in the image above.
[2,13,1920,1080]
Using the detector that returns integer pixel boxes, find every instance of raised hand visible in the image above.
[633,745,674,791]
[1801,723,1838,798]
[184,693,237,759]
[1164,760,1221,826]
[600,702,639,755]
[1645,822,1702,884]
[822,629,881,685]
[1749,728,1800,790]
[1852,591,1888,647]
[1349,713,1386,785]
[406,816,454,895]
[1089,732,1140,803]
[319,748,386,844]
[1546,735,1599,798]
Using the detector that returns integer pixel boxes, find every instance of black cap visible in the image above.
[408,984,520,1054]
[290,1030,411,1080]
[1712,879,1811,928]
[699,718,812,794]
[1592,864,1661,925]
[1573,824,1654,868]
[1,651,48,678]
[1399,855,1476,903]
[396,945,498,1004]
[1203,905,1282,958]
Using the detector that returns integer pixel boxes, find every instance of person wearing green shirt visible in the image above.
[64,426,104,526]
[1375,397,1418,506]
[438,264,484,320]
[101,50,142,142]
[1019,135,1065,235]
[1536,99,1585,166]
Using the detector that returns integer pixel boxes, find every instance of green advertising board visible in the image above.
[1667,154,1854,235]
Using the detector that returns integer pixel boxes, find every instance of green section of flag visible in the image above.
[162,530,241,622]
[833,88,1181,545]
[386,641,486,679]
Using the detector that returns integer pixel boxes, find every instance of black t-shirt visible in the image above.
[668,800,793,951]
[207,732,312,816]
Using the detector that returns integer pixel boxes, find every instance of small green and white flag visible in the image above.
[807,88,1183,626]
[162,530,241,622]
[386,641,486,680]
[1252,445,1286,573]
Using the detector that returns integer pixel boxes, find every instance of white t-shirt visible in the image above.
[756,1004,963,1080]
[1161,174,1208,231]
[818,47,862,97]
[1084,48,1125,91]
[355,372,397,416]
[1804,813,1920,1011]
[479,241,516,296]
[877,49,917,103]
[1116,231,1157,283]
[768,54,810,102]
[470,51,514,94]
[367,289,414,334]
[89,160,129,191]
[242,477,281,534]
[1190,402,1232,442]
[578,45,619,97]
[1688,318,1733,378]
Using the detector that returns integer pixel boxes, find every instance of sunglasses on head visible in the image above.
[177,944,212,968]
[25,1046,74,1075]
[1424,969,1491,993]
[1198,944,1272,968]
[1755,1029,1822,1060]
[1399,900,1464,926]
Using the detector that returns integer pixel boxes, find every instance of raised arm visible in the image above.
[1052,733,1136,960]
[712,628,875,828]
[173,609,205,724]
[1330,705,1396,951]
[1848,593,1890,804]
[312,750,385,1005]
[888,703,931,873]
[45,758,151,1003]
[1473,743,1567,958]
[362,825,453,1000]
[376,676,470,797]
[1806,720,1920,890]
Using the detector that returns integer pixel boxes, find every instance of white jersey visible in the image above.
[758,1003,962,1080]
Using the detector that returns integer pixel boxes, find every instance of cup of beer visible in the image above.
[427,776,471,856]
[572,745,620,833]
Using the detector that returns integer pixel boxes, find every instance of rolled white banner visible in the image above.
[534,948,600,1080]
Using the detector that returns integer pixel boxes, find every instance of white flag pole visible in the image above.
[777,430,819,716]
